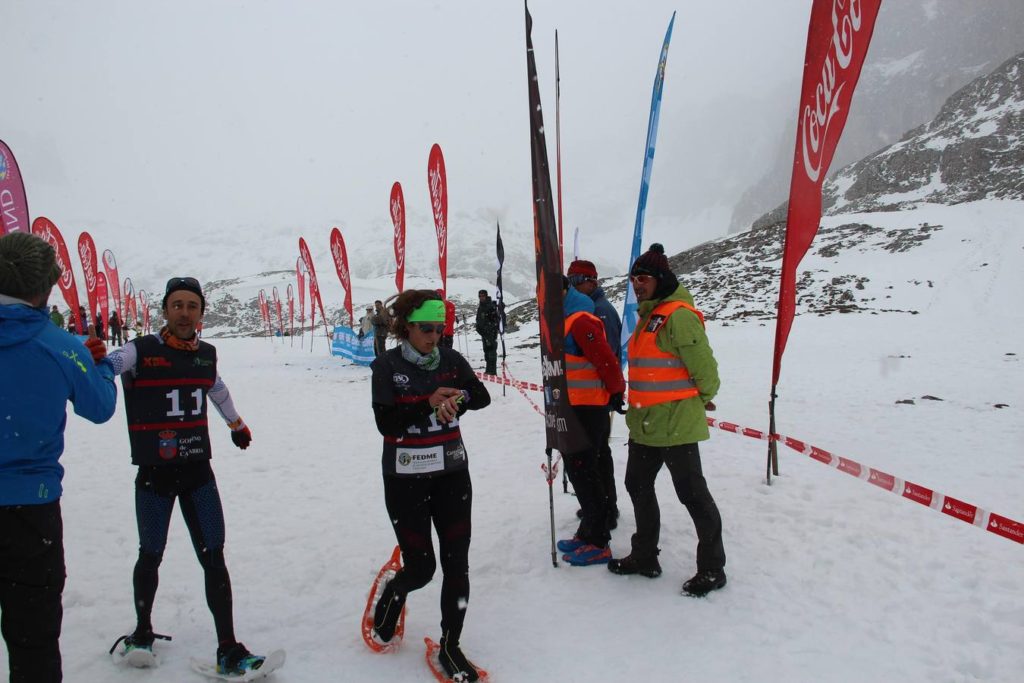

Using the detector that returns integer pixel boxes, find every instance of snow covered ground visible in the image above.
[4,201,1023,682]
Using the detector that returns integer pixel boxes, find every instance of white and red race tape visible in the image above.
[474,372,1024,545]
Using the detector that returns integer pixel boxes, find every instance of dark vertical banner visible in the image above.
[32,217,84,332]
[427,143,448,295]
[77,231,100,332]
[772,0,882,386]
[101,249,122,319]
[390,182,406,294]
[554,30,564,269]
[495,221,508,364]
[0,139,30,235]
[525,3,588,455]
[330,227,354,328]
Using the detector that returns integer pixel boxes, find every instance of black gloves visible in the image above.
[231,425,252,450]
[609,393,626,415]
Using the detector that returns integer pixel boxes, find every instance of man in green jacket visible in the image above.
[608,243,726,596]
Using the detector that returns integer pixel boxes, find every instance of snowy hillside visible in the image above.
[12,196,1023,682]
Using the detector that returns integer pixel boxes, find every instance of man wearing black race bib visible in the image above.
[106,277,269,677]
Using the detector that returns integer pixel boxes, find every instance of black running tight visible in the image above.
[133,461,235,645]
[382,470,472,644]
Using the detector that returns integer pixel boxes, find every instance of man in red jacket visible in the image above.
[556,279,626,566]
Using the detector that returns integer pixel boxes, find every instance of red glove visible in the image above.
[83,336,107,364]
[230,424,252,450]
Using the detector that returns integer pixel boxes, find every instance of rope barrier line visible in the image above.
[474,369,543,415]
[472,372,1023,546]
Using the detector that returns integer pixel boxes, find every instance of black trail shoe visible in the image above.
[682,569,727,596]
[607,553,662,578]
[372,581,406,643]
[438,637,480,682]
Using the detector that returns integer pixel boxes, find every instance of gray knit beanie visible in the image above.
[0,232,62,301]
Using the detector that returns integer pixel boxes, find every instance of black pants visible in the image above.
[480,337,497,375]
[598,413,618,513]
[383,470,472,644]
[373,333,387,358]
[133,461,235,645]
[564,406,611,547]
[110,328,123,346]
[0,501,65,683]
[624,442,725,572]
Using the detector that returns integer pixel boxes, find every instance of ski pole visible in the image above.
[545,448,558,568]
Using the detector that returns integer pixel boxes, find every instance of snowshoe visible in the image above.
[425,637,489,682]
[109,630,171,668]
[361,545,407,653]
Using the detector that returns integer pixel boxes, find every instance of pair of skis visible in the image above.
[362,545,490,682]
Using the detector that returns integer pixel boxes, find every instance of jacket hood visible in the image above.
[563,285,595,318]
[0,302,49,347]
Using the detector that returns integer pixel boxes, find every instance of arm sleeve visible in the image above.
[573,316,626,394]
[106,341,139,377]
[208,374,242,425]
[664,310,720,403]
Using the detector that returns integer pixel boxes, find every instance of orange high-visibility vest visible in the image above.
[627,300,705,408]
[565,311,612,406]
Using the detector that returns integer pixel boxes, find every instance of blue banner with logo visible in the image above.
[331,326,375,365]
[620,12,676,364]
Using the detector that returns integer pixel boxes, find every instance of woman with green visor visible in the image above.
[368,289,491,681]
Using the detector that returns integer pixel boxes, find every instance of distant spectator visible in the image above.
[49,305,64,329]
[108,310,123,346]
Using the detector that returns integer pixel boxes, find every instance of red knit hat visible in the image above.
[567,259,598,280]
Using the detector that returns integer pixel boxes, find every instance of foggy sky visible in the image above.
[2,0,815,271]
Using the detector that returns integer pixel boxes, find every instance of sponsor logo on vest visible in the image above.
[193,357,213,367]
[645,315,666,333]
[143,357,172,368]
[158,430,179,460]
[393,373,409,385]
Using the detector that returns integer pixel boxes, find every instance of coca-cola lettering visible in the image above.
[799,0,864,184]
[79,241,96,291]
[429,165,447,260]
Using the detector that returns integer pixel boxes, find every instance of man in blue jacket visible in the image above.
[0,232,117,682]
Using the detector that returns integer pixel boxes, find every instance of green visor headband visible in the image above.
[407,299,446,323]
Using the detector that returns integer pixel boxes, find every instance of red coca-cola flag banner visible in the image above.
[286,283,295,337]
[31,217,85,333]
[390,182,406,293]
[257,289,269,334]
[296,258,306,329]
[298,237,327,329]
[96,272,109,335]
[329,227,354,328]
[308,276,316,331]
[123,277,136,327]
[272,286,284,334]
[138,290,150,333]
[102,249,122,319]
[77,231,100,333]
[0,139,30,235]
[427,143,448,295]
[772,0,882,385]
